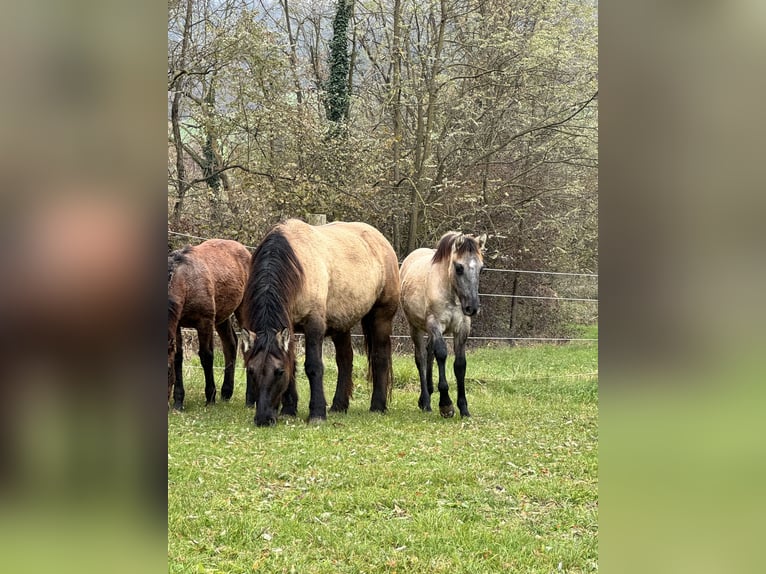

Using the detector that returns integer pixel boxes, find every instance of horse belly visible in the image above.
[400,290,428,332]
[325,281,379,330]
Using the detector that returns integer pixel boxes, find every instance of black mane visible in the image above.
[244,227,304,355]
[431,232,480,264]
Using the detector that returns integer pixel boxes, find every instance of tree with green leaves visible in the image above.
[167,0,598,339]
[325,0,352,125]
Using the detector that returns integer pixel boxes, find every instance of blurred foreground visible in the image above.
[601,1,766,573]
[0,1,764,572]
[0,1,165,572]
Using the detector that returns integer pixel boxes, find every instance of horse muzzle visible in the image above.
[462,304,479,317]
[254,411,277,427]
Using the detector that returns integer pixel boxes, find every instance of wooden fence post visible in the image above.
[307,213,326,225]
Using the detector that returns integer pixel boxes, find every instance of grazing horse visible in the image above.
[168,239,251,410]
[399,232,487,418]
[240,219,400,427]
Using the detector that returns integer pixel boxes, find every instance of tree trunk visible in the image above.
[347,0,357,113]
[406,0,447,253]
[280,0,303,105]
[390,0,403,257]
[170,0,194,228]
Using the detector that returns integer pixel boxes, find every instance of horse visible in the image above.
[168,239,251,410]
[399,231,487,418]
[239,219,400,427]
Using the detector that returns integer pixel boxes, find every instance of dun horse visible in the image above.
[168,239,251,410]
[399,232,487,418]
[240,219,400,427]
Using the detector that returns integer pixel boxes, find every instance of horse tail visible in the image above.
[168,245,191,284]
[361,312,394,402]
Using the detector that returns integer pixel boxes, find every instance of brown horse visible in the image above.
[240,219,400,427]
[399,232,487,418]
[168,239,251,410]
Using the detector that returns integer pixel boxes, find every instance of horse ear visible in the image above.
[476,233,487,251]
[240,328,256,354]
[277,328,291,353]
[453,234,465,251]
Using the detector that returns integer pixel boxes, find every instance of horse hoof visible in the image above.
[369,401,387,413]
[329,405,348,414]
[307,416,326,425]
[172,403,184,412]
[439,405,455,418]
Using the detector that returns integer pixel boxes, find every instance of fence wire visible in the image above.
[169,230,599,305]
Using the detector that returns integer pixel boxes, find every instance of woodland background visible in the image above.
[168,0,598,341]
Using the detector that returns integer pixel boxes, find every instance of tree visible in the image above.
[167,0,599,338]
[325,0,352,125]
[169,0,193,227]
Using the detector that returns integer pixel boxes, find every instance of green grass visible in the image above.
[169,340,598,573]
[566,324,599,340]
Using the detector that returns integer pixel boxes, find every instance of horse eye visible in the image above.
[275,368,284,378]
[455,264,464,275]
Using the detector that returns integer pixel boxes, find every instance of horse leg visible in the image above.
[412,326,431,412]
[454,327,471,418]
[329,331,353,413]
[280,362,298,417]
[363,306,394,413]
[245,367,255,408]
[172,325,185,411]
[426,339,435,396]
[233,308,255,408]
[197,325,216,405]
[427,317,454,418]
[304,320,327,423]
[216,318,236,401]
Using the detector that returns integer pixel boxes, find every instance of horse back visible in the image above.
[174,239,251,325]
[281,219,399,329]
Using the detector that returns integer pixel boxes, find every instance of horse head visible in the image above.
[449,233,487,317]
[240,327,294,427]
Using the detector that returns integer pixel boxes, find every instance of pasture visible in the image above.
[168,337,598,573]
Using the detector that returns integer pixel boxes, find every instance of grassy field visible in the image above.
[168,338,598,573]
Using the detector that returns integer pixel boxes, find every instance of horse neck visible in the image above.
[247,229,304,336]
[251,281,294,337]
[437,257,454,286]
[430,258,457,302]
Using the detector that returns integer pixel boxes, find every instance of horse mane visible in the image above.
[431,232,481,264]
[244,227,305,355]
